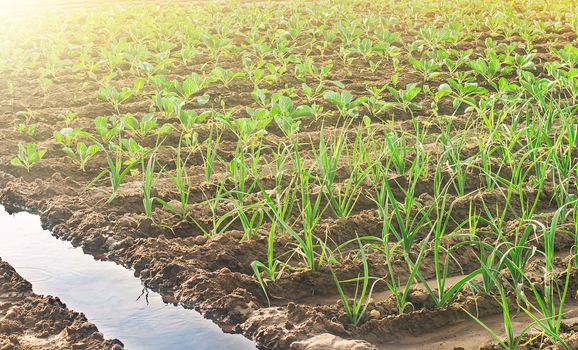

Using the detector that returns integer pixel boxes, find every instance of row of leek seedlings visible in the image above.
[313,126,372,219]
[334,181,575,336]
[253,124,401,300]
[228,143,264,241]
[384,143,431,254]
[155,137,193,219]
[251,143,298,303]
[418,161,482,307]
[330,158,471,322]
[445,150,576,346]
[369,159,431,314]
[328,121,576,326]
[141,122,221,219]
[254,142,329,301]
[465,197,578,350]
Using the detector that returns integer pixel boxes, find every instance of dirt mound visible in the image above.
[0,258,123,350]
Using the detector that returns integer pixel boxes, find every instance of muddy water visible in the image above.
[0,205,256,350]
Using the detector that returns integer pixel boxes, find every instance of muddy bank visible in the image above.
[0,257,123,350]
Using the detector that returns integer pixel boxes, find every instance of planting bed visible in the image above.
[0,0,577,349]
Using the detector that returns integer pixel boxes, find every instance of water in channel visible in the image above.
[0,205,256,350]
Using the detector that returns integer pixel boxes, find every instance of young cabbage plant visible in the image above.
[323,90,367,118]
[386,83,421,113]
[173,72,211,100]
[11,142,47,171]
[59,110,79,127]
[270,94,314,138]
[94,116,124,143]
[53,127,82,147]
[178,109,211,133]
[408,56,441,82]
[97,85,133,114]
[445,78,489,109]
[62,142,100,171]
[217,109,271,145]
[211,67,244,88]
[123,113,171,140]
[152,93,185,120]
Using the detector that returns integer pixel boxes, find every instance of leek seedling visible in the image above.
[379,166,433,254]
[142,152,158,219]
[251,223,282,305]
[417,192,481,307]
[227,143,258,204]
[383,129,408,174]
[464,282,534,350]
[519,197,578,348]
[371,195,431,314]
[90,147,140,204]
[205,181,237,236]
[265,149,298,234]
[314,128,369,218]
[202,128,220,183]
[233,199,264,241]
[330,240,376,326]
[157,141,192,219]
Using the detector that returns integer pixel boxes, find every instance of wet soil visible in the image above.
[0,258,123,350]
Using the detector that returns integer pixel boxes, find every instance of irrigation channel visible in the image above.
[0,205,256,350]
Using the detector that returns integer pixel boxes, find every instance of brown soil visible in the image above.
[0,0,577,349]
[0,258,123,350]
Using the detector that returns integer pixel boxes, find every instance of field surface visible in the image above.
[0,0,577,349]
